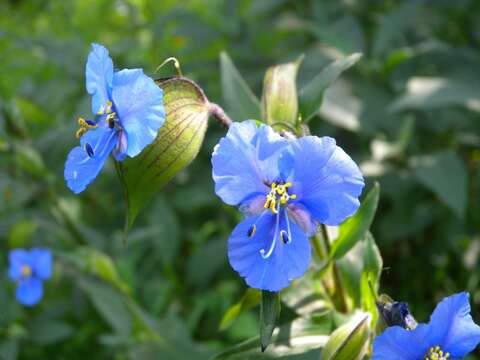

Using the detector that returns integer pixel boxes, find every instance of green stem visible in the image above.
[320,224,348,313]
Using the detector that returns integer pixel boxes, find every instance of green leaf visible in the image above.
[330,183,380,261]
[389,76,480,113]
[260,290,281,352]
[262,55,303,126]
[220,52,261,120]
[81,278,132,336]
[319,312,370,360]
[372,0,424,58]
[117,77,209,230]
[213,315,332,359]
[411,151,467,218]
[31,320,74,345]
[299,53,362,121]
[220,288,261,331]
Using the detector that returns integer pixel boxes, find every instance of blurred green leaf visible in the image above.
[0,340,18,360]
[260,290,280,352]
[117,77,209,230]
[14,144,47,178]
[411,151,467,218]
[81,278,132,337]
[7,220,36,248]
[330,183,380,260]
[262,55,303,126]
[220,288,261,331]
[30,320,74,345]
[299,53,362,121]
[372,0,424,57]
[360,233,382,325]
[220,52,261,120]
[319,312,370,360]
[389,76,480,113]
[213,316,332,359]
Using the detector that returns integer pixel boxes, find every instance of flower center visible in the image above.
[424,346,450,360]
[21,265,32,277]
[75,100,119,139]
[263,182,296,214]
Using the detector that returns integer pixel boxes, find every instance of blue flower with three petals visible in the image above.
[372,292,480,360]
[8,248,52,306]
[211,121,364,291]
[64,43,165,193]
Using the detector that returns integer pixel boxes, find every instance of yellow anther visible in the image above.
[78,117,97,129]
[105,100,113,114]
[264,182,296,213]
[425,346,450,360]
[97,106,105,115]
[21,265,32,277]
[76,127,87,139]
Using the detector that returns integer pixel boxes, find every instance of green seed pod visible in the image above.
[320,312,371,360]
[261,55,303,127]
[117,77,209,230]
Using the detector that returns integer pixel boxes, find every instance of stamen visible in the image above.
[424,346,450,360]
[76,117,98,138]
[105,100,113,114]
[84,143,94,158]
[260,205,281,259]
[76,127,87,139]
[263,182,296,214]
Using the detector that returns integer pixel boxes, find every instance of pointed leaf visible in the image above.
[220,52,261,120]
[260,290,280,352]
[117,77,209,229]
[213,315,332,359]
[319,312,370,360]
[411,150,467,218]
[330,183,380,260]
[299,53,362,121]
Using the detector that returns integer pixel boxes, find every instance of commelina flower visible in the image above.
[372,292,480,360]
[211,121,364,291]
[64,43,165,193]
[8,248,52,306]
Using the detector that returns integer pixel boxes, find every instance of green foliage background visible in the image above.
[1,0,479,358]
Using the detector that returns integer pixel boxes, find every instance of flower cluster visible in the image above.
[8,248,52,306]
[373,292,480,360]
[211,120,364,291]
[64,44,165,193]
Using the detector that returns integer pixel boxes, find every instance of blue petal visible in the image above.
[212,121,290,207]
[30,248,52,280]
[111,69,165,157]
[64,125,118,194]
[286,136,364,226]
[16,277,43,306]
[8,249,30,281]
[228,210,311,291]
[86,43,113,115]
[372,324,431,360]
[428,292,480,357]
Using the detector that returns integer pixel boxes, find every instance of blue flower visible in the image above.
[64,43,166,193]
[211,121,364,291]
[372,292,480,360]
[8,248,52,306]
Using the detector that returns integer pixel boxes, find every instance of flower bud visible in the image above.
[261,56,303,126]
[320,312,371,360]
[117,77,209,229]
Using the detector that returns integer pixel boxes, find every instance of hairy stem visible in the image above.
[208,102,233,128]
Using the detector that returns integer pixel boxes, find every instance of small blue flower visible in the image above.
[372,292,480,360]
[212,121,364,291]
[8,248,52,306]
[64,43,166,193]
